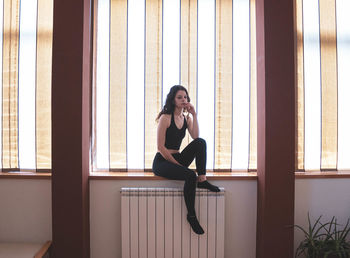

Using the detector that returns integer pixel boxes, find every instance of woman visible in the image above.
[152,85,220,235]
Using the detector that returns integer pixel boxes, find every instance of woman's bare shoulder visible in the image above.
[159,114,171,126]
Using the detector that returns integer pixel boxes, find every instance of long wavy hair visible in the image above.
[156,85,191,121]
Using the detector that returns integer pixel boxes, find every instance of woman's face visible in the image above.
[174,90,188,109]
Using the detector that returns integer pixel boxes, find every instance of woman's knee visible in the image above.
[193,137,206,149]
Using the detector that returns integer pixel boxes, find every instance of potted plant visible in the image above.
[294,214,350,258]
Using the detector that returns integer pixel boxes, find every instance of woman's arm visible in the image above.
[185,103,199,139]
[157,115,182,166]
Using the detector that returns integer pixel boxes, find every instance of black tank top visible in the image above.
[165,112,187,150]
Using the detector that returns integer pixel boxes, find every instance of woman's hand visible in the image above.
[185,103,199,139]
[185,103,196,116]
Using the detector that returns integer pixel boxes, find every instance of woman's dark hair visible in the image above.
[156,85,190,121]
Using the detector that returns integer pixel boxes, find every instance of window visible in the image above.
[0,0,53,171]
[93,0,257,171]
[296,0,350,171]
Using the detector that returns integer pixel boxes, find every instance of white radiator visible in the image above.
[121,187,225,258]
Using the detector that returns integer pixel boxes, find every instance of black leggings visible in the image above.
[152,138,207,216]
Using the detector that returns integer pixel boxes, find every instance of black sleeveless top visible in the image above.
[165,112,187,150]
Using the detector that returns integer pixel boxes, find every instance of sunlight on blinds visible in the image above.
[18,0,37,169]
[0,0,3,168]
[1,0,52,170]
[36,0,53,170]
[96,0,110,169]
[127,0,145,169]
[215,0,232,170]
[296,0,350,170]
[163,0,180,104]
[94,0,257,171]
[295,0,304,171]
[109,0,127,170]
[232,0,250,169]
[248,0,257,170]
[303,0,321,170]
[2,0,19,169]
[336,0,350,170]
[144,0,162,169]
[319,0,337,170]
[197,0,215,169]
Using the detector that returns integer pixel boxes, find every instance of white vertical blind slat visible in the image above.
[0,0,3,168]
[303,0,321,170]
[127,0,145,169]
[336,0,350,170]
[162,0,180,103]
[18,0,37,169]
[96,0,110,169]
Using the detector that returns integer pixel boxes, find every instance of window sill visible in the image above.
[0,171,51,179]
[2,171,350,180]
[295,171,350,179]
[89,171,258,180]
[0,171,258,180]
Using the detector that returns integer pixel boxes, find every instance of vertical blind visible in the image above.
[93,0,257,171]
[2,0,347,172]
[0,0,53,171]
[296,0,350,171]
[2,0,348,173]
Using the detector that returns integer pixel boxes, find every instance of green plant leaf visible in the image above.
[339,219,350,241]
[294,214,350,258]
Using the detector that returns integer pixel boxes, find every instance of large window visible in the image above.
[93,0,257,171]
[296,0,350,171]
[2,0,347,173]
[2,0,348,173]
[0,0,53,171]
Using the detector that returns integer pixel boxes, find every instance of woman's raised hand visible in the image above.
[184,103,196,115]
